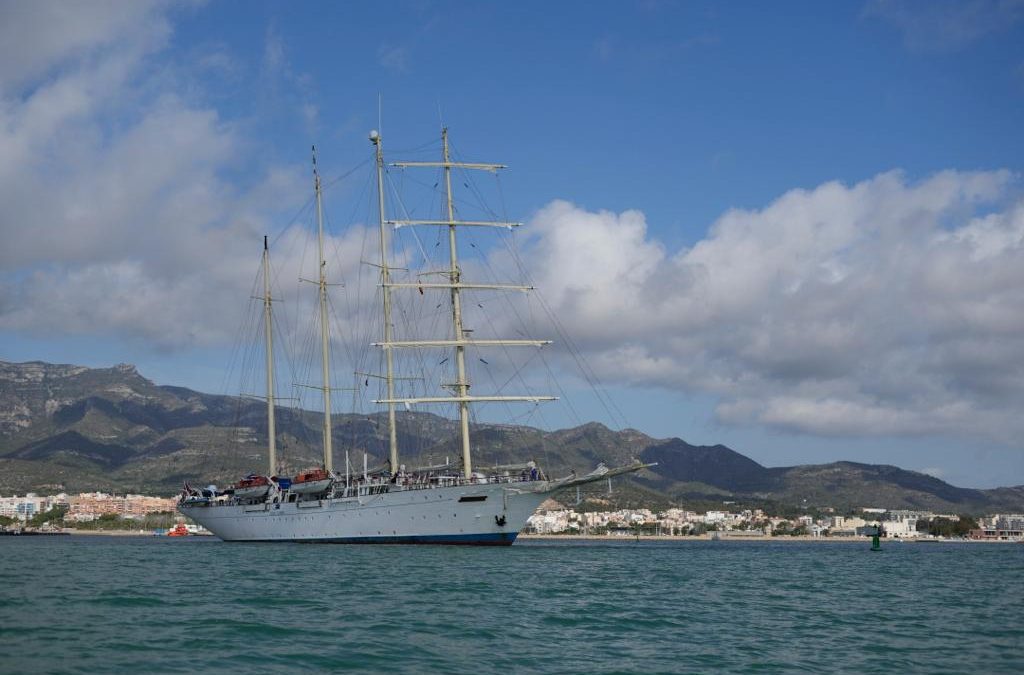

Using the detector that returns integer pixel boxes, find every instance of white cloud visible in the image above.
[301,102,319,131]
[0,1,319,351]
[1,222,368,351]
[0,0,170,90]
[263,26,286,75]
[508,170,1024,444]
[377,44,409,73]
[864,0,1024,53]
[258,24,320,131]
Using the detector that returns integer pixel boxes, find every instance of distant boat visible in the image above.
[179,128,651,544]
[167,523,189,537]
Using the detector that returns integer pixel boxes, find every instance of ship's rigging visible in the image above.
[179,126,651,545]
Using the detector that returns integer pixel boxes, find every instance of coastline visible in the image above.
[61,528,156,537]
[4,529,1013,543]
[519,533,1019,543]
[521,533,856,543]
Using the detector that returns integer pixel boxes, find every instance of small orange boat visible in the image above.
[290,467,333,495]
[167,523,189,537]
[233,474,272,499]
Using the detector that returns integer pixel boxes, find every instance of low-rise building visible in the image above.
[987,514,1024,531]
[969,527,1024,540]
[66,492,177,522]
[882,512,921,538]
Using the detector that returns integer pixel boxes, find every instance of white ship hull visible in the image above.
[179,480,550,545]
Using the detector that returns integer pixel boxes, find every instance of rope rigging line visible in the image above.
[436,171,631,466]
[495,231,631,431]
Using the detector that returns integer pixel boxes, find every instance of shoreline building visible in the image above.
[66,493,178,522]
[0,493,68,522]
[970,514,1024,540]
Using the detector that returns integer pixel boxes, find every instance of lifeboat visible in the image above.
[167,523,189,537]
[290,467,333,495]
[234,474,272,500]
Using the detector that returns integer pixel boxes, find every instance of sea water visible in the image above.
[1,536,1022,673]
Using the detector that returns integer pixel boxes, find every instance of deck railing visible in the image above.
[180,471,545,508]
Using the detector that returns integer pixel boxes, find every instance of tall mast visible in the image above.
[379,130,558,481]
[371,130,400,475]
[262,236,277,476]
[313,146,333,473]
[441,128,474,479]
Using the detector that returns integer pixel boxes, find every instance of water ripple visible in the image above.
[1,537,1023,673]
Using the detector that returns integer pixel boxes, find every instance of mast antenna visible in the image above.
[378,92,383,137]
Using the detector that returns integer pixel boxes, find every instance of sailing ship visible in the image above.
[178,128,649,544]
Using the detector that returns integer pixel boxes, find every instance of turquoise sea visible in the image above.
[1,536,1022,674]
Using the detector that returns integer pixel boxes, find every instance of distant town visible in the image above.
[0,492,179,533]
[1,491,1022,541]
[524,504,1024,541]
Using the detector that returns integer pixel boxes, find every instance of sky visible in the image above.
[2,0,1024,488]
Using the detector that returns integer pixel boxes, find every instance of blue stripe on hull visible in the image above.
[234,532,519,546]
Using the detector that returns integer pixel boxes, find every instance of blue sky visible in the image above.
[169,1,1024,234]
[2,0,1024,488]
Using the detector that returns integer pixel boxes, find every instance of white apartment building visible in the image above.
[0,493,67,521]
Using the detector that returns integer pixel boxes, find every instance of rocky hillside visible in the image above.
[2,360,1021,513]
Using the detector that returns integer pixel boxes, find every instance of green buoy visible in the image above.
[870,532,882,552]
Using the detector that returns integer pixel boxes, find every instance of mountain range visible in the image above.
[2,360,1022,514]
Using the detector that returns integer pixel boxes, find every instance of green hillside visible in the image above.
[2,360,1020,514]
